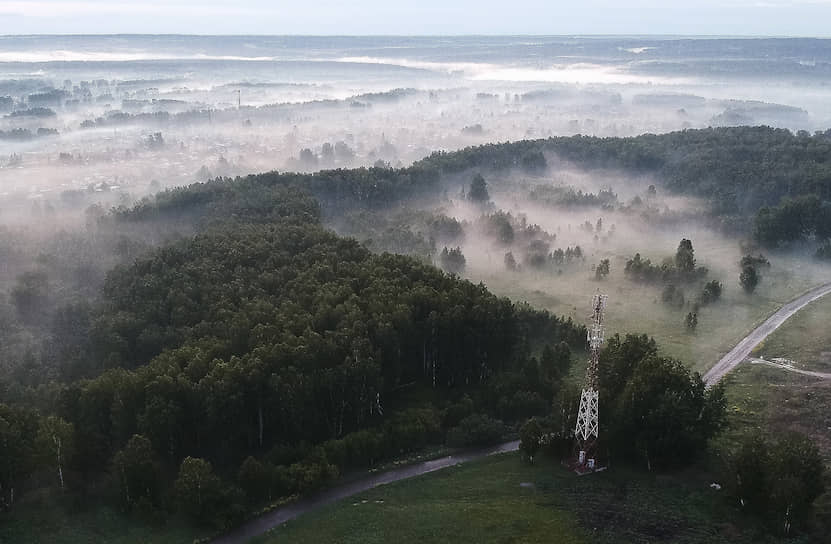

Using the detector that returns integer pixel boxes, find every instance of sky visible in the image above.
[0,0,830,36]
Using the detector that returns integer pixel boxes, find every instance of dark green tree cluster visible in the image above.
[415,127,831,250]
[528,185,619,209]
[699,279,723,306]
[625,239,708,285]
[599,334,726,469]
[1,218,584,528]
[468,173,490,202]
[594,258,610,280]
[740,264,760,293]
[439,246,466,274]
[754,195,831,247]
[684,311,698,331]
[726,433,826,535]
[520,333,726,471]
[428,215,464,243]
[0,149,597,531]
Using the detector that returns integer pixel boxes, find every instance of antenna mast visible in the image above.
[574,293,607,472]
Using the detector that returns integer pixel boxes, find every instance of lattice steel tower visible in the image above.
[574,293,607,468]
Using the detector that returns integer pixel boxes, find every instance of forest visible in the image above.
[1,125,829,537]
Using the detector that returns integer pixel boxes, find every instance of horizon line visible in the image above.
[2,33,831,39]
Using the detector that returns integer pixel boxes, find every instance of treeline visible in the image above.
[624,239,708,285]
[124,126,831,248]
[0,127,58,140]
[414,126,831,248]
[1,181,586,528]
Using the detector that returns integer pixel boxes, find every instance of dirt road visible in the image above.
[748,357,831,379]
[703,282,831,386]
[212,440,520,544]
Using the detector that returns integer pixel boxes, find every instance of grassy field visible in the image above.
[0,494,207,544]
[721,292,831,458]
[751,294,831,372]
[468,239,831,374]
[720,364,831,460]
[254,452,786,544]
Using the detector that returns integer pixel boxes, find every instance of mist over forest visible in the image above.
[2,34,831,543]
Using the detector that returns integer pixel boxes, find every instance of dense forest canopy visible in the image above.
[0,162,585,526]
[1,125,829,533]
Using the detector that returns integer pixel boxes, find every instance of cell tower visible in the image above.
[573,292,607,472]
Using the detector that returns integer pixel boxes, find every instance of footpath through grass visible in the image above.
[254,451,780,544]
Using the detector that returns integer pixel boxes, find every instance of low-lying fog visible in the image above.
[3,35,831,369]
[3,35,831,229]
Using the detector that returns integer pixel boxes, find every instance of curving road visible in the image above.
[703,282,831,386]
[213,282,831,544]
[212,441,520,544]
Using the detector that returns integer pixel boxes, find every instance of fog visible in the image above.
[3,35,831,366]
[4,36,831,220]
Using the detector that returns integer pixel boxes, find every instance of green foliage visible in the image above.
[740,265,759,293]
[684,311,698,331]
[598,334,658,402]
[446,414,506,448]
[482,211,515,245]
[626,239,707,285]
[428,215,464,243]
[503,251,518,271]
[11,270,50,324]
[726,432,826,535]
[113,434,162,511]
[740,253,770,268]
[519,418,543,463]
[35,416,73,491]
[174,457,242,528]
[674,238,696,274]
[596,334,725,469]
[594,258,610,280]
[287,448,339,494]
[439,246,466,274]
[753,196,831,247]
[519,150,547,173]
[624,252,663,283]
[609,356,725,469]
[468,173,490,202]
[699,280,723,306]
[529,185,618,208]
[0,403,39,510]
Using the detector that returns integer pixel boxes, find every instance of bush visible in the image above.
[699,280,723,305]
[446,414,506,447]
[740,265,759,293]
[175,457,243,528]
[287,447,339,494]
[519,418,543,463]
[726,433,825,535]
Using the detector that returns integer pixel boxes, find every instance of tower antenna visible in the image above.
[573,292,607,473]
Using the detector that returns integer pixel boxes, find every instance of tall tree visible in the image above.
[740,265,759,293]
[468,173,490,202]
[675,239,696,275]
[36,416,73,491]
[112,434,161,511]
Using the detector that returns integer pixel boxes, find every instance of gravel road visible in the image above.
[703,282,831,386]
